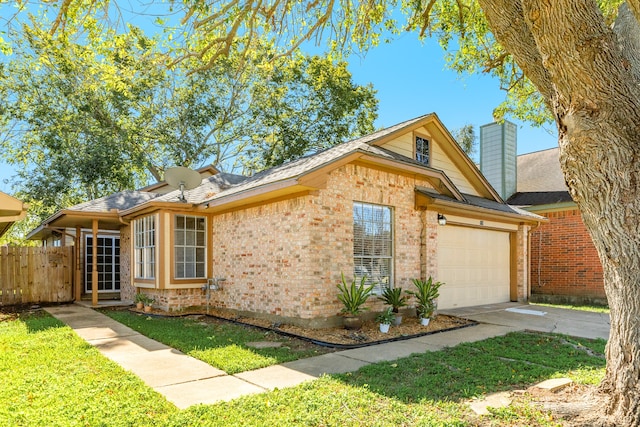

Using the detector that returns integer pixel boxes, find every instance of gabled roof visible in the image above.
[31,113,537,231]
[200,120,460,204]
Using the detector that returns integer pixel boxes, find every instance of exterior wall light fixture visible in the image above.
[437,213,447,226]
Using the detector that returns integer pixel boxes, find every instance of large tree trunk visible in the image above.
[480,0,640,425]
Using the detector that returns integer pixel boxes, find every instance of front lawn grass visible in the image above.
[532,302,610,313]
[335,332,606,403]
[102,309,328,374]
[0,310,177,426]
[1,309,607,426]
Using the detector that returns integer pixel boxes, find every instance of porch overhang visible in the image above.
[27,210,123,240]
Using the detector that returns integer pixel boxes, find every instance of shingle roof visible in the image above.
[416,187,544,220]
[68,191,160,212]
[507,191,574,206]
[201,115,433,203]
[512,147,573,207]
[156,172,248,204]
[517,147,567,192]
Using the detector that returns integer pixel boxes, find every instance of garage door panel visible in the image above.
[437,226,510,309]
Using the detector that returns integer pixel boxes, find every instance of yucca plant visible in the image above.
[337,273,374,316]
[377,286,408,313]
[408,277,443,319]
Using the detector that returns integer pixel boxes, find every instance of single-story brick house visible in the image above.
[0,191,28,238]
[29,114,544,327]
[507,148,606,305]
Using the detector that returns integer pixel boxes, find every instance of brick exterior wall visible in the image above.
[209,164,432,327]
[118,225,135,302]
[530,208,606,304]
[120,162,533,324]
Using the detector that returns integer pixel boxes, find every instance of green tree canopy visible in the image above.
[9,2,640,423]
[0,16,378,236]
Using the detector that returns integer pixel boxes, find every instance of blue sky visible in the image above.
[0,27,558,194]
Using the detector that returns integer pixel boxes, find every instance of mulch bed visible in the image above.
[130,306,477,349]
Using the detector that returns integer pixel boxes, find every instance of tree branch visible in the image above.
[477,0,554,104]
[521,0,640,127]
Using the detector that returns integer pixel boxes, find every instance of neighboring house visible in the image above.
[479,121,605,306]
[0,191,28,238]
[29,114,544,327]
[508,148,605,305]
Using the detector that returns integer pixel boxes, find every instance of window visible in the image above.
[174,215,206,279]
[134,215,155,279]
[416,135,430,165]
[353,202,393,294]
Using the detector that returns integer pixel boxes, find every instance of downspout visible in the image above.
[537,221,543,290]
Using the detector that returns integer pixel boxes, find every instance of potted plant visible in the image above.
[134,293,145,310]
[142,295,154,313]
[408,277,443,326]
[377,286,408,325]
[337,272,374,330]
[376,307,395,333]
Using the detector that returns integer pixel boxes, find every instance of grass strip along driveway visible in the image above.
[1,309,606,426]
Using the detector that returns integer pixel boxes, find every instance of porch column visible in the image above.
[92,219,98,307]
[74,225,82,302]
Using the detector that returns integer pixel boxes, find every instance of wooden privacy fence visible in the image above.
[0,246,74,305]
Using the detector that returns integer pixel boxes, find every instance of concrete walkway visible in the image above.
[45,302,609,409]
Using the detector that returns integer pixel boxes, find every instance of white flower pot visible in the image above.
[420,317,430,326]
[393,314,403,326]
[379,323,391,333]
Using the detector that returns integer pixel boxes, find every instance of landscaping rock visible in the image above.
[246,341,284,349]
[532,377,573,392]
[468,391,512,415]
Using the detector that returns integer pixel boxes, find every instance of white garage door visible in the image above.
[437,225,511,309]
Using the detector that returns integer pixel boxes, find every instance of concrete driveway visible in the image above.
[441,302,610,340]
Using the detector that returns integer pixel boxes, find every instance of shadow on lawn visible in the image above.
[22,310,68,333]
[333,331,606,403]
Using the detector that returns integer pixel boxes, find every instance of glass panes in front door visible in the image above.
[85,235,121,293]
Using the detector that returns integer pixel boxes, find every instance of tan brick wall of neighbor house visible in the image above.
[118,225,135,302]
[530,208,606,303]
[210,163,433,327]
